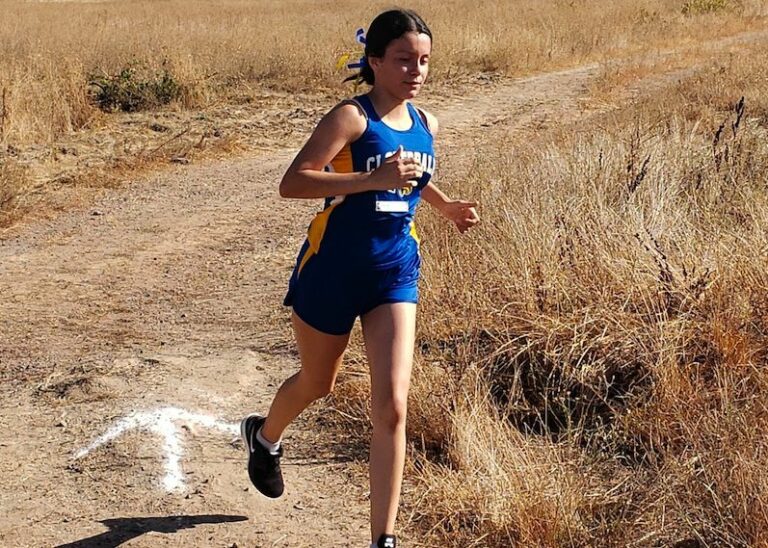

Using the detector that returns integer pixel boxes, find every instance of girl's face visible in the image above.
[370,31,432,100]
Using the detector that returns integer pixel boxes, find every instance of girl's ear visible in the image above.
[368,55,382,71]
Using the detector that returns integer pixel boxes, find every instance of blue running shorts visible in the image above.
[283,244,420,336]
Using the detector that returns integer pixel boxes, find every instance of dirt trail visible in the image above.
[1,30,764,547]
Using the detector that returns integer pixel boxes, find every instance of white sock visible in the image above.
[256,425,281,455]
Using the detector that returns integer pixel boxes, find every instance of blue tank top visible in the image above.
[296,94,436,274]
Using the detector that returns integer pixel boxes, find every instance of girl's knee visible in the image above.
[371,396,408,432]
[296,371,336,400]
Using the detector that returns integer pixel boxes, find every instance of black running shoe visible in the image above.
[376,534,396,548]
[240,413,284,498]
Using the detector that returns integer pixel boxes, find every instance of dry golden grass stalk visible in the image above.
[0,158,32,226]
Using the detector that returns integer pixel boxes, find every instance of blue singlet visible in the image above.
[283,94,436,335]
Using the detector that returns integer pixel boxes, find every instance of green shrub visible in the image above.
[682,0,732,15]
[88,60,182,113]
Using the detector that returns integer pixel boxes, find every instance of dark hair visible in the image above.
[345,9,432,86]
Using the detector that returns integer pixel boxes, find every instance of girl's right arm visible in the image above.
[279,103,423,199]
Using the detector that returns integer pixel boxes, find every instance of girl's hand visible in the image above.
[440,199,480,234]
[367,145,424,191]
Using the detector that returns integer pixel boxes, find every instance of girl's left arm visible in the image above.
[419,109,480,234]
[422,182,480,234]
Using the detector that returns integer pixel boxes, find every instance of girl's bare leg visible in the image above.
[360,302,417,542]
[259,311,350,443]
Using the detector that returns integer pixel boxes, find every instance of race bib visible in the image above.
[375,200,408,213]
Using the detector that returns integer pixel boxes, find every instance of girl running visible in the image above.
[241,9,479,548]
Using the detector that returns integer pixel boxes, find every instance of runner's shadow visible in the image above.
[55,514,248,548]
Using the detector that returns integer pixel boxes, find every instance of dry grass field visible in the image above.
[1,0,765,145]
[2,1,768,547]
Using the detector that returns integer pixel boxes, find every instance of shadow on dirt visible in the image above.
[55,514,248,547]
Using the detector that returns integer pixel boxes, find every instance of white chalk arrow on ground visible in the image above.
[72,406,240,492]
